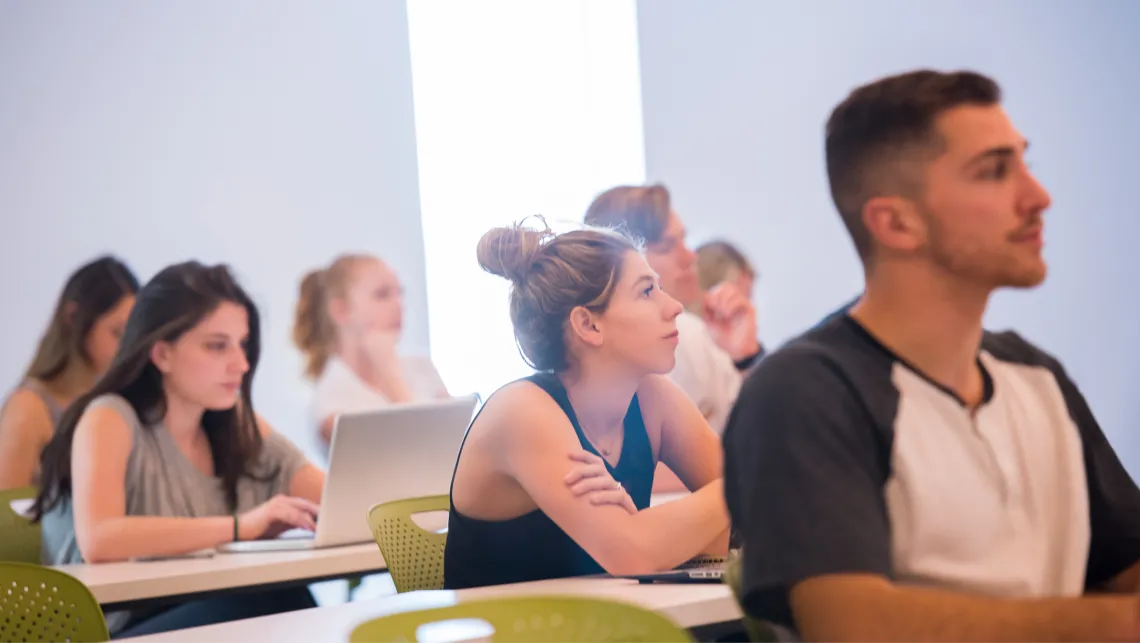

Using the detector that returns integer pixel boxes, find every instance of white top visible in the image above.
[124,576,740,642]
[668,312,742,434]
[311,355,447,451]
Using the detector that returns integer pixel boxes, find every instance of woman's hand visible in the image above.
[701,282,760,361]
[563,450,637,515]
[237,494,319,540]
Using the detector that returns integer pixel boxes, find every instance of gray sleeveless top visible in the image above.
[39,394,309,632]
[11,379,65,486]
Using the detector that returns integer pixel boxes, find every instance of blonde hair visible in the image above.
[292,254,372,379]
[695,240,755,292]
[476,217,640,372]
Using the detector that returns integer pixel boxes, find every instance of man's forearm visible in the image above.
[793,576,1140,642]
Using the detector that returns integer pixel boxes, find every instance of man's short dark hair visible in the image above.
[584,184,672,245]
[825,70,1001,261]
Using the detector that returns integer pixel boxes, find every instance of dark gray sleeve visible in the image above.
[723,346,893,628]
[1052,361,1140,588]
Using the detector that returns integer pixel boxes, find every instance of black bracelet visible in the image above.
[232,513,239,542]
[734,346,765,371]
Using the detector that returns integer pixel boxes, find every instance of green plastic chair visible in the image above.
[0,561,109,642]
[349,595,693,642]
[366,495,449,593]
[0,487,40,563]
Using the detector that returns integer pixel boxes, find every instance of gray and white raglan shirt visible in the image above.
[723,312,1140,628]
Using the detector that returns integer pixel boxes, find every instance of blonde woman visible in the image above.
[292,255,448,451]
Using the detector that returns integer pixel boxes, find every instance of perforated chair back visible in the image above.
[365,495,449,593]
[349,595,693,642]
[0,487,40,563]
[0,561,109,642]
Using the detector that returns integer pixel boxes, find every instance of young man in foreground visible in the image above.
[724,69,1140,642]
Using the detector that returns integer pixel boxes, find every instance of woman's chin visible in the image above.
[651,354,677,375]
[204,393,241,411]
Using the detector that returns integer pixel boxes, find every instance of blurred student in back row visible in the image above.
[693,240,756,311]
[293,253,448,453]
[0,256,138,490]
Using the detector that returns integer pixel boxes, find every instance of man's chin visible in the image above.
[1000,263,1048,289]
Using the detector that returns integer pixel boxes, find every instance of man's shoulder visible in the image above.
[751,312,895,388]
[981,329,1061,371]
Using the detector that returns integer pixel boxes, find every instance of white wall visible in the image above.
[407,0,647,399]
[636,0,1140,471]
[0,1,427,455]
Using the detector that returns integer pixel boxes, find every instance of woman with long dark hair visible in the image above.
[0,255,139,490]
[33,261,324,636]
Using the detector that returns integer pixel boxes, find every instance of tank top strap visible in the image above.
[524,373,592,448]
[524,374,655,507]
[18,378,66,428]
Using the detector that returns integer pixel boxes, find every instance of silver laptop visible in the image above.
[621,556,726,584]
[217,395,478,553]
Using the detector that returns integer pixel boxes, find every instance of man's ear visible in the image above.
[567,306,603,349]
[150,341,174,374]
[862,195,926,256]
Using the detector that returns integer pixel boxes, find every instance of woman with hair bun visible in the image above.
[444,218,729,589]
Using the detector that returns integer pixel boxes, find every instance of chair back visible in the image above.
[349,595,692,642]
[0,487,40,563]
[0,561,109,642]
[366,495,449,593]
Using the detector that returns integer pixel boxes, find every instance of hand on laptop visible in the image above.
[564,450,636,515]
[237,495,320,541]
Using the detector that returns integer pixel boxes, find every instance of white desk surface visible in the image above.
[48,493,691,611]
[131,576,741,641]
[53,543,384,607]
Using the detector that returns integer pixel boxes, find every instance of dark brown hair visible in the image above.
[292,254,372,379]
[33,262,266,520]
[583,184,672,245]
[25,256,140,382]
[825,69,1001,261]
[476,217,640,372]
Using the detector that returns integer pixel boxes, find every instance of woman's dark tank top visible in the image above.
[443,373,656,589]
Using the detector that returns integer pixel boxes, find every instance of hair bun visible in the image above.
[476,216,554,285]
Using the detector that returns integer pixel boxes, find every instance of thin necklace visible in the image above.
[582,424,620,457]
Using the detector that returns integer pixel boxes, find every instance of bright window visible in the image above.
[408,0,647,397]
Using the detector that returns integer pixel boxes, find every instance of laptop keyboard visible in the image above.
[675,555,725,570]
